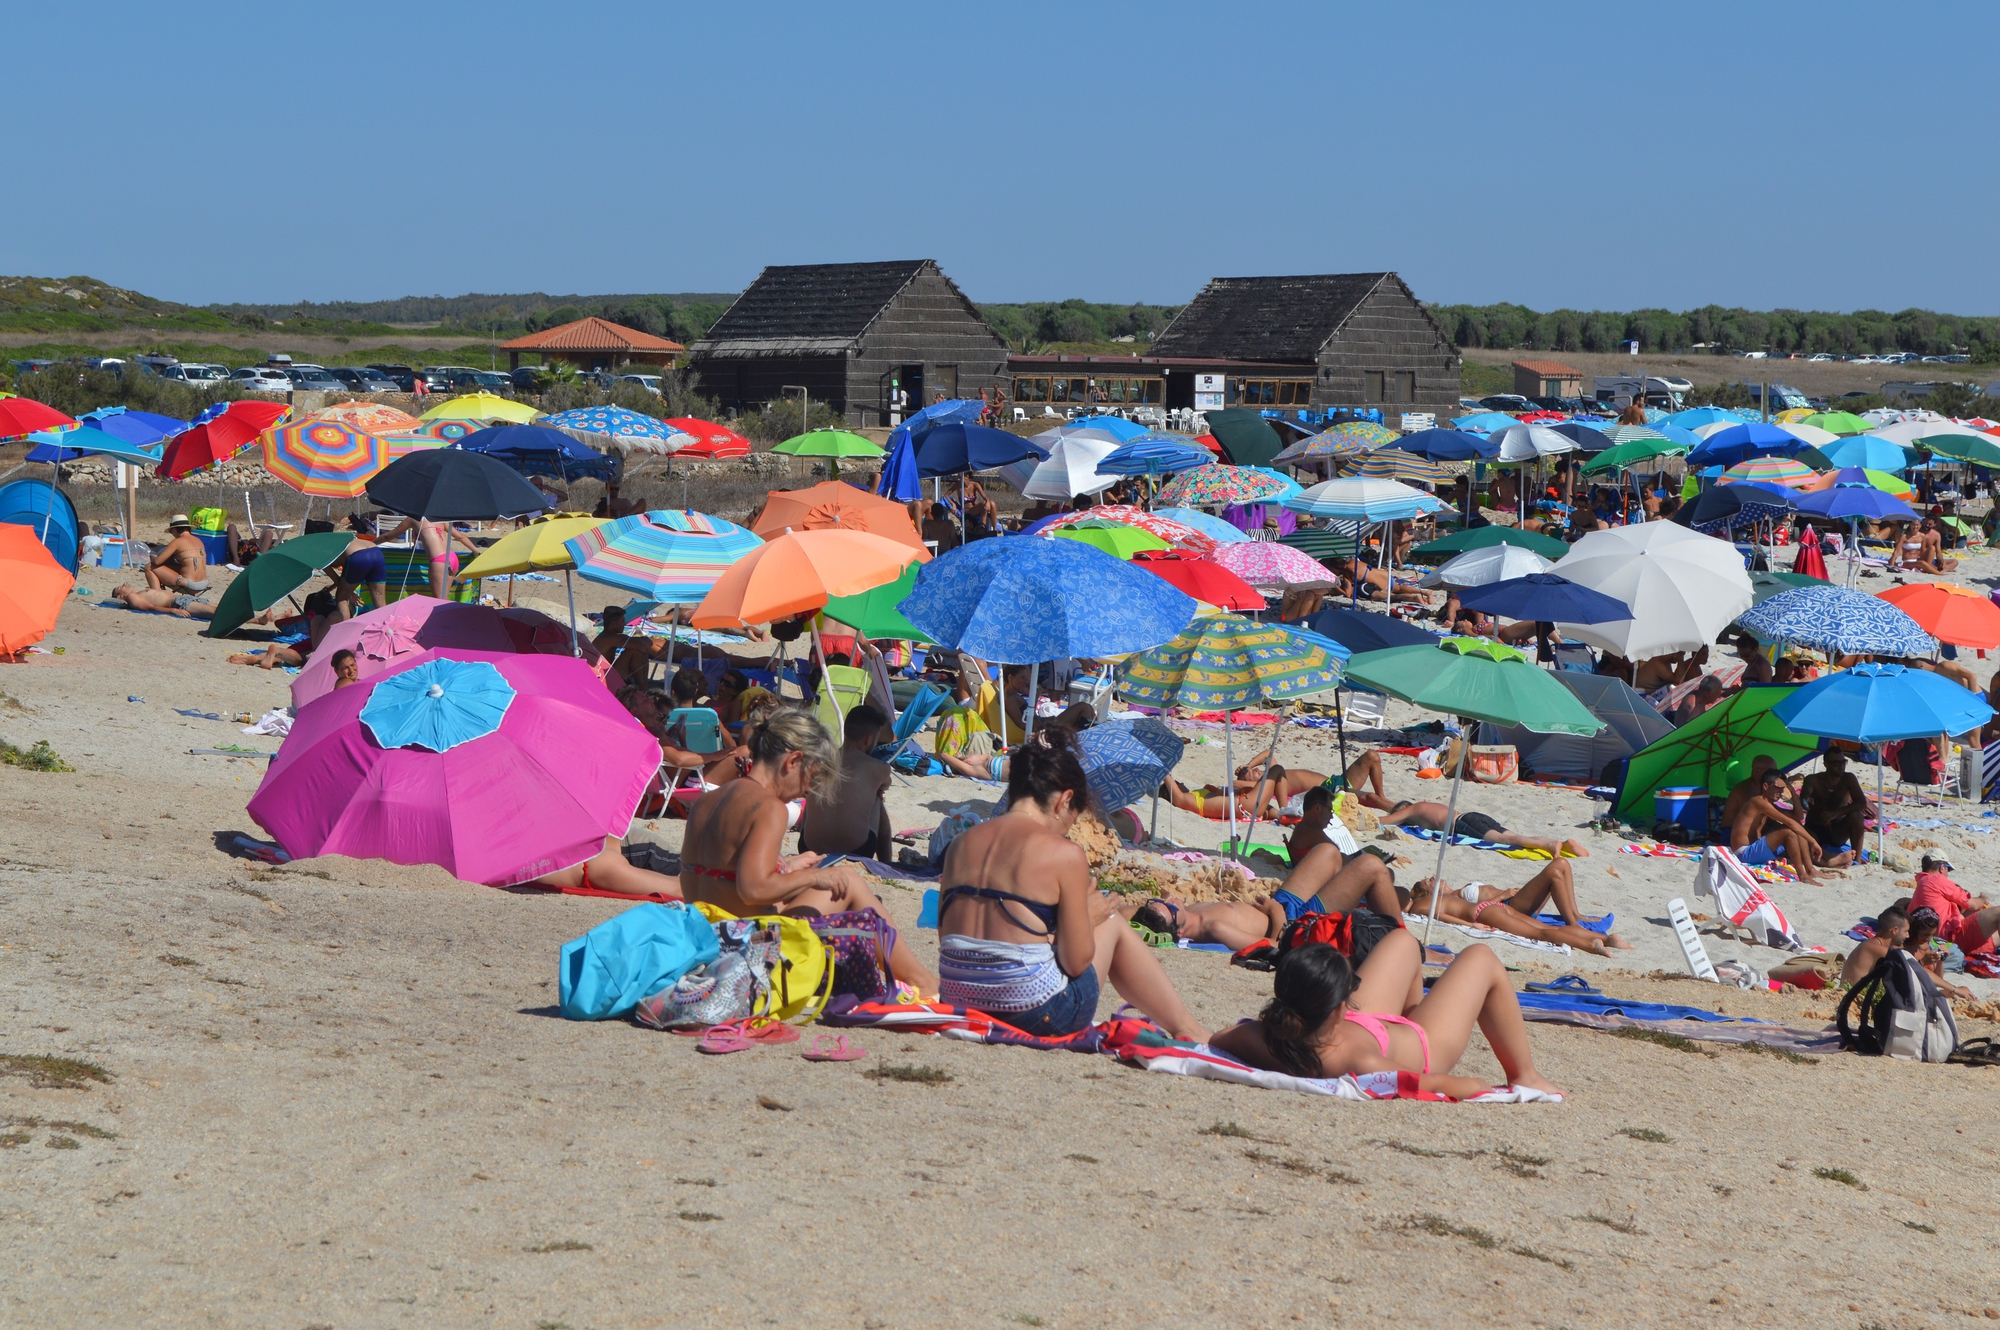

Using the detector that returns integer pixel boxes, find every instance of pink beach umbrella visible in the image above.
[251,649,658,887]
[1205,540,1341,591]
[291,596,601,708]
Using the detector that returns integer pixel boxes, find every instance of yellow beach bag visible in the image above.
[692,902,834,1023]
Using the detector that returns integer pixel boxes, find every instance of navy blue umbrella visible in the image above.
[1304,606,1442,654]
[1456,573,1631,624]
[876,431,922,501]
[1686,422,1810,469]
[1546,421,1613,451]
[913,422,1049,478]
[1386,428,1498,461]
[1795,484,1919,524]
[456,425,618,482]
[1673,481,1797,532]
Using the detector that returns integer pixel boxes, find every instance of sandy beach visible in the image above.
[4,543,1999,1329]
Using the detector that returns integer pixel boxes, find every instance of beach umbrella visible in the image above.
[1451,411,1520,434]
[898,536,1196,663]
[1064,414,1150,441]
[161,403,282,478]
[33,415,175,467]
[293,597,599,707]
[202,530,356,638]
[1722,457,1818,489]
[875,430,923,502]
[1418,543,1555,588]
[0,524,71,655]
[660,417,752,459]
[1867,418,1993,449]
[1737,584,1935,658]
[773,428,886,479]
[1282,521,1368,563]
[1908,431,2000,469]
[1486,672,1675,786]
[1611,685,1818,823]
[1206,540,1340,592]
[1386,428,1498,461]
[457,424,618,482]
[1095,437,1215,477]
[364,448,550,522]
[1801,411,1872,437]
[1000,429,1121,500]
[311,401,423,432]
[1455,573,1631,625]
[1202,409,1285,466]
[1158,464,1294,508]
[692,529,921,631]
[1,399,78,441]
[259,416,401,497]
[1285,477,1443,521]
[1673,480,1797,533]
[1133,554,1266,610]
[913,422,1046,478]
[1075,716,1186,814]
[1686,422,1811,469]
[1410,525,1568,562]
[1819,435,1915,472]
[1545,421,1613,451]
[1344,637,1601,942]
[420,392,540,428]
[1304,605,1440,654]
[455,512,615,648]
[1663,407,1750,431]
[1876,583,2000,650]
[1552,522,1753,659]
[1152,507,1250,544]
[1489,423,1576,462]
[822,563,931,643]
[1747,570,1831,607]
[1772,422,1840,449]
[1580,435,1689,475]
[1041,505,1219,555]
[1051,524,1171,560]
[1273,420,1398,463]
[539,406,689,456]
[754,481,926,553]
[249,649,657,887]
[567,509,764,603]
[1336,451,1447,483]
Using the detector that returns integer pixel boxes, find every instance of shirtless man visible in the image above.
[1406,865,1631,955]
[381,515,480,599]
[1286,787,1337,862]
[145,515,211,596]
[1720,755,1795,832]
[1674,674,1726,725]
[1733,633,1773,685]
[1122,896,1291,952]
[1799,751,1869,866]
[1915,518,1958,574]
[1905,654,1980,693]
[1729,770,1831,883]
[110,584,215,619]
[1631,652,1684,694]
[1270,843,1409,926]
[1838,903,1908,987]
[798,705,894,862]
[1380,800,1589,859]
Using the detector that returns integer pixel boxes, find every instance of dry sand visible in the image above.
[5,543,2000,1328]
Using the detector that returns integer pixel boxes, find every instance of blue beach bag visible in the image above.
[559,903,720,1021]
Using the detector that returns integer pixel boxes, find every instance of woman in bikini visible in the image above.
[681,706,936,996]
[937,727,1208,1041]
[382,515,482,600]
[1404,875,1630,955]
[1210,934,1563,1099]
[532,839,686,897]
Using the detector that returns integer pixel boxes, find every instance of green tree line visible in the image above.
[1430,302,2000,363]
[976,300,1182,350]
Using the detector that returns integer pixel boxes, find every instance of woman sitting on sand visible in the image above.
[1209,935,1562,1099]
[681,705,936,996]
[937,727,1208,1041]
[1405,872,1631,956]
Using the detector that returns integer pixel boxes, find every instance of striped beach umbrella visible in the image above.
[1336,450,1448,483]
[262,417,401,497]
[563,509,763,602]
[1282,521,1368,562]
[1722,456,1818,489]
[1156,464,1293,508]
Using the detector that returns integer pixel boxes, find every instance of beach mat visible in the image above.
[1520,1009,1842,1055]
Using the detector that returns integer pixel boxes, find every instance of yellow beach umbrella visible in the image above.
[458,515,611,579]
[419,392,541,428]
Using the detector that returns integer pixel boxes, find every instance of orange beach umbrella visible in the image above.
[1875,582,2000,650]
[0,524,73,656]
[751,481,926,553]
[690,529,924,630]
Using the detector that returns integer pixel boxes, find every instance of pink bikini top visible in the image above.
[1345,1010,1432,1073]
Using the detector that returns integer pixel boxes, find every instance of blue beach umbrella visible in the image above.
[1819,434,1916,473]
[1546,421,1614,451]
[1686,422,1811,469]
[1065,414,1150,442]
[1452,411,1520,434]
[1455,573,1632,625]
[540,406,685,454]
[913,422,1048,478]
[1303,606,1441,654]
[1097,438,1215,477]
[1737,585,1936,658]
[1663,407,1752,431]
[456,424,618,481]
[1795,485,1918,524]
[1387,428,1499,461]
[875,430,922,502]
[358,657,516,753]
[1152,507,1252,544]
[1076,716,1186,813]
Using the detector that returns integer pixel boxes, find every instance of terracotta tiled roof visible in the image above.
[499,316,684,353]
[1511,359,1581,376]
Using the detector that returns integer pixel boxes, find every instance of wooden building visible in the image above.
[1130,272,1459,418]
[1512,359,1584,399]
[687,260,1009,427]
[498,316,685,373]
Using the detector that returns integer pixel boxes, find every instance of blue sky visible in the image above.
[5,1,1995,313]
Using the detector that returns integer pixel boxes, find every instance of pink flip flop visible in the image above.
[802,1034,866,1062]
[740,1017,800,1046]
[696,1022,754,1054]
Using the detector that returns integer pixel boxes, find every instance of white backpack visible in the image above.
[1836,949,1959,1062]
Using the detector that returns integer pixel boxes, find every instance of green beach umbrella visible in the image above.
[773,429,887,479]
[1610,684,1818,824]
[1581,435,1689,475]
[1911,431,2000,469]
[1800,411,1872,437]
[1410,525,1569,562]
[203,531,358,638]
[820,562,931,643]
[1050,524,1170,560]
[1283,524,1368,562]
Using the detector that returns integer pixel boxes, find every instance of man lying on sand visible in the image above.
[1406,868,1630,956]
[110,585,215,619]
[1380,801,1588,859]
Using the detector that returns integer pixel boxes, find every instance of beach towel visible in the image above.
[1101,1024,1562,1102]
[1617,841,1800,885]
[1394,825,1575,862]
[1519,1008,1843,1054]
[1696,846,1805,951]
[1401,913,1570,954]
[1516,991,1753,1023]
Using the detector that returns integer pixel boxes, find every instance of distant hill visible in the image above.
[205,292,741,345]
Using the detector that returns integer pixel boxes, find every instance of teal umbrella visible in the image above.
[1343,637,1603,944]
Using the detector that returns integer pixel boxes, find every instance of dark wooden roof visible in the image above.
[695,260,932,353]
[1149,272,1391,362]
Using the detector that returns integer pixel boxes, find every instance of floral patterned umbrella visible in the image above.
[1156,465,1293,508]
[310,402,423,433]
[1206,541,1341,591]
[1273,421,1399,463]
[535,406,685,456]
[1040,505,1218,555]
[1121,613,1346,711]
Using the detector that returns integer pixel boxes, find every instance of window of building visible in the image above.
[1364,371,1386,400]
[1394,371,1416,402]
[1013,376,1051,402]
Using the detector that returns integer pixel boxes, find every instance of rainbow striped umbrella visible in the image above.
[1722,457,1817,489]
[563,509,763,602]
[262,417,401,497]
[1335,450,1447,483]
[1156,464,1293,508]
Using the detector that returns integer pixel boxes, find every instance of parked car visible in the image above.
[285,364,345,391]
[509,365,549,391]
[230,366,294,392]
[328,366,400,393]
[1477,394,1533,412]
[161,362,230,387]
[1529,395,1594,414]
[426,366,483,390]
[467,370,511,390]
[617,373,663,395]
[367,363,417,391]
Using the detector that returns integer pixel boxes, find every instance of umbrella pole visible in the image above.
[1876,759,1884,864]
[1238,706,1291,862]
[1420,721,1471,955]
[811,620,845,732]
[563,570,579,658]
[1225,711,1239,859]
[1335,687,1349,773]
[1025,662,1039,738]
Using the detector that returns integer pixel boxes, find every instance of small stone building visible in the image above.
[1512,359,1584,399]
[687,260,1009,427]
[498,317,684,373]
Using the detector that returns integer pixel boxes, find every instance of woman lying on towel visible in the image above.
[937,726,1209,1042]
[532,837,685,898]
[1405,868,1631,955]
[681,705,937,997]
[1210,935,1562,1100]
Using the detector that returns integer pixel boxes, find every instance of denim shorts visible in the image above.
[999,966,1101,1036]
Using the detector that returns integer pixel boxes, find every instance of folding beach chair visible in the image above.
[811,664,871,742]
[1694,847,1804,951]
[872,683,951,776]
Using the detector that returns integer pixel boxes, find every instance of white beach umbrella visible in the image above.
[1773,422,1839,448]
[999,429,1123,500]
[1551,523,1753,659]
[1284,477,1443,521]
[1418,543,1555,588]
[1489,423,1577,462]
[1868,419,1992,448]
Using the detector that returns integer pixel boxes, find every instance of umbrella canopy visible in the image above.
[1675,480,1798,532]
[1456,573,1631,625]
[661,417,752,459]
[1410,525,1569,562]
[1552,522,1753,659]
[1546,420,1613,451]
[1040,505,1219,555]
[1772,662,1993,745]
[1063,414,1150,441]
[1157,464,1293,508]
[33,418,172,467]
[1050,524,1170,560]
[445,516,610,580]
[1664,407,1751,431]
[565,509,763,602]
[1483,672,1674,785]
[1451,411,1520,435]
[0,398,78,439]
[1386,427,1498,461]
[1304,605,1439,654]
[875,430,922,502]
[1794,484,1919,525]
[203,531,358,638]
[358,656,515,752]
[1201,409,1284,467]
[1133,554,1266,610]
[260,416,402,497]
[774,429,886,462]
[1121,614,1346,711]
[1800,411,1872,437]
[309,401,423,432]
[540,406,687,455]
[419,393,540,426]
[898,537,1195,663]
[1686,422,1809,469]
[364,448,550,521]
[1611,684,1818,822]
[1748,570,1831,607]
[1909,430,2000,469]
[1875,583,2000,650]
[1282,522,1368,563]
[1419,543,1555,588]
[1206,540,1340,591]
[1152,507,1251,544]
[821,563,931,643]
[1285,477,1443,521]
[456,424,618,481]
[692,529,921,630]
[1772,422,1840,448]
[1819,434,1914,472]
[1343,637,1602,734]
[249,649,656,888]
[293,596,599,706]
[754,481,926,553]
[1001,429,1121,500]
[1336,451,1448,483]
[1721,457,1818,488]
[1075,716,1186,813]
[1489,423,1576,461]
[1096,437,1215,476]
[913,422,1047,478]
[1273,420,1399,462]
[1737,585,1935,658]
[160,402,285,478]
[1581,434,1689,475]
[0,524,72,655]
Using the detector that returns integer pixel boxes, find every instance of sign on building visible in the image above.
[1400,413,1435,432]
[1194,374,1225,410]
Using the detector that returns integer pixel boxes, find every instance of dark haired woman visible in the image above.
[936,728,1208,1040]
[1209,934,1561,1099]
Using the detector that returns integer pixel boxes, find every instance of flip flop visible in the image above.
[697,1022,754,1054]
[1525,974,1602,995]
[1948,1036,2000,1068]
[740,1017,800,1046]
[801,1034,866,1062]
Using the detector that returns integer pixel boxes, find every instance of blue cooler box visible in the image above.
[1653,787,1708,833]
